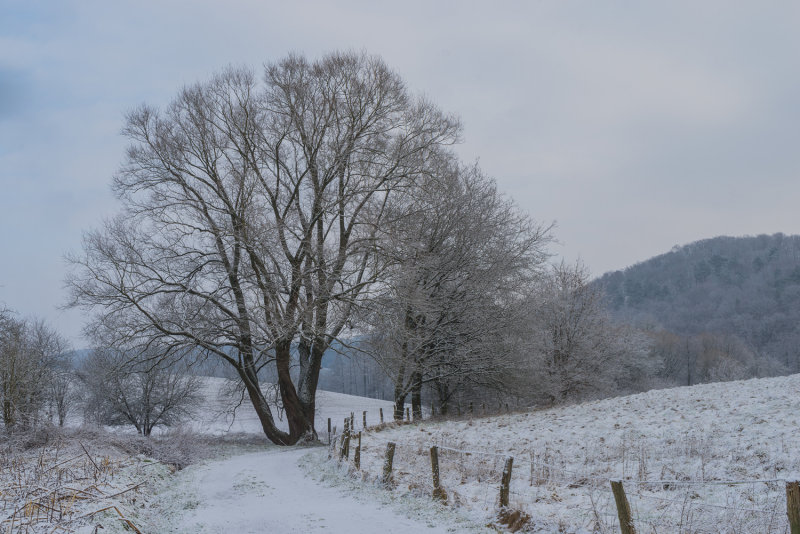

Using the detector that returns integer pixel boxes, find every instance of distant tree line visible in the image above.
[598,233,798,384]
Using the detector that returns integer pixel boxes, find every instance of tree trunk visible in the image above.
[296,337,327,439]
[233,342,295,445]
[411,370,422,420]
[393,394,406,421]
[3,399,13,430]
[434,378,451,416]
[274,339,310,444]
[392,353,408,421]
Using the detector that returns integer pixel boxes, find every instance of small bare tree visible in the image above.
[527,261,655,403]
[80,347,201,436]
[47,356,79,427]
[0,311,71,431]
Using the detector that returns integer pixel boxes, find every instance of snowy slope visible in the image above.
[344,374,800,533]
[188,376,403,436]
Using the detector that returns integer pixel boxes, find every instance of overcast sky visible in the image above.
[2,0,800,345]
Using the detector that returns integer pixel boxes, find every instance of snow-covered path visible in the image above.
[166,447,457,533]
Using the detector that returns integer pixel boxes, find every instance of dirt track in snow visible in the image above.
[166,447,456,533]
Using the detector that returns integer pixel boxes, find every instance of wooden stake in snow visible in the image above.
[382,442,396,485]
[363,411,367,429]
[499,457,513,508]
[430,446,446,502]
[354,432,362,470]
[379,407,384,423]
[610,480,637,534]
[327,418,332,445]
[787,479,800,534]
[339,418,351,460]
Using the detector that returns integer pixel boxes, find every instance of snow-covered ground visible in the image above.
[189,376,405,436]
[146,445,487,533]
[9,374,799,532]
[0,431,174,534]
[347,374,800,533]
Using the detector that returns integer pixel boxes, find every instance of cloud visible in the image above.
[3,0,800,342]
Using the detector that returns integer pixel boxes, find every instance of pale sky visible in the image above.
[2,0,800,345]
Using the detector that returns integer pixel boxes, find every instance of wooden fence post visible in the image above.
[327,418,332,445]
[380,407,384,424]
[354,432,362,470]
[328,428,336,459]
[339,422,349,460]
[787,479,800,534]
[430,446,446,502]
[610,479,637,534]
[382,442,396,485]
[499,456,514,508]
[363,411,367,429]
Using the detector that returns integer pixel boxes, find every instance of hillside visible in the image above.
[597,233,800,374]
[346,373,800,533]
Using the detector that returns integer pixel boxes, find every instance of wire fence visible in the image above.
[325,409,798,533]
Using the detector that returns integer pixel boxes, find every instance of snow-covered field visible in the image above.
[5,374,799,532]
[347,374,800,533]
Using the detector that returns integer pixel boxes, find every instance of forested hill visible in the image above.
[597,233,800,372]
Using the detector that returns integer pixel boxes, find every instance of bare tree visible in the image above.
[80,347,201,436]
[29,321,74,427]
[47,354,79,427]
[365,160,552,419]
[66,51,460,444]
[648,329,784,386]
[527,261,655,404]
[0,311,71,431]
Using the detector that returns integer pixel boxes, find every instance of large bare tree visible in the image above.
[67,51,460,445]
[365,160,552,419]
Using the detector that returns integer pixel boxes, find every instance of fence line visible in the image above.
[327,406,795,533]
[358,431,788,488]
[627,490,779,515]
